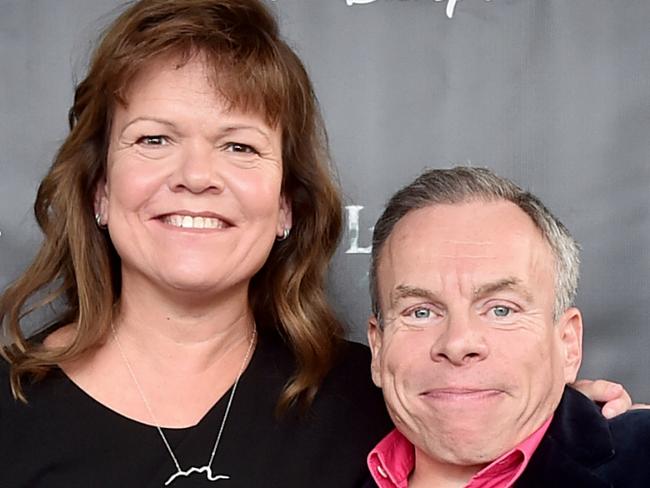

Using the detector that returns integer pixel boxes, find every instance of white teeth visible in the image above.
[163,214,226,229]
[204,218,220,229]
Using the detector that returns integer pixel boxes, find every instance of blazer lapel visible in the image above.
[516,387,615,488]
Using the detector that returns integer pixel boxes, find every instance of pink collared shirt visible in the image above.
[367,417,552,488]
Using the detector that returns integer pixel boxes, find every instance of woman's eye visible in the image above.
[136,135,168,146]
[491,305,512,318]
[225,142,258,154]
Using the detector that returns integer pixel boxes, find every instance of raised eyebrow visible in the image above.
[473,278,534,303]
[220,125,271,142]
[391,285,440,306]
[119,117,177,138]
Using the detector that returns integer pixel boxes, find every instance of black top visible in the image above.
[0,332,392,488]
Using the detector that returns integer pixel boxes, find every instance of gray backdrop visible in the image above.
[1,0,649,398]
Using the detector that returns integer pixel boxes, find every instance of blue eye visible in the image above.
[412,308,431,319]
[492,305,512,317]
[400,305,443,327]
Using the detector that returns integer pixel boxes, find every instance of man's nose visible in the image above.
[170,142,224,194]
[430,314,488,366]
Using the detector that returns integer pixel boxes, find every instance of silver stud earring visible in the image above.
[95,213,106,229]
[276,228,290,242]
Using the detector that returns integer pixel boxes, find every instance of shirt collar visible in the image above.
[367,429,413,488]
[367,416,552,488]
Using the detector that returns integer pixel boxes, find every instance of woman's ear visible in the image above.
[94,180,109,226]
[276,194,293,237]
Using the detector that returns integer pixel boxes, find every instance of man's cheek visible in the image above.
[384,363,413,414]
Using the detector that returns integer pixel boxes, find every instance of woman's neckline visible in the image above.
[50,334,263,431]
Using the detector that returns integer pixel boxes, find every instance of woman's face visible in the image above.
[98,55,291,299]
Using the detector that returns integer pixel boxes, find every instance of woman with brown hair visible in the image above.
[0,1,631,487]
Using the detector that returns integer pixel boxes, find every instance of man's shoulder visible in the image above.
[607,406,650,450]
[559,386,650,454]
[562,386,650,443]
[520,386,650,487]
[595,403,650,486]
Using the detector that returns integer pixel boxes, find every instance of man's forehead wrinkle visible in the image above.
[438,239,496,259]
[445,239,493,245]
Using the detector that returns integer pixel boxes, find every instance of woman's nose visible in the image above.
[170,142,224,194]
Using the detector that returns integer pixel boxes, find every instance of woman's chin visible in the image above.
[125,268,245,302]
[161,273,237,296]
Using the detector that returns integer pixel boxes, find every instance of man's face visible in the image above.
[369,200,582,474]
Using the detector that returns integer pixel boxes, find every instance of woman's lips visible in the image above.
[162,214,229,229]
[153,211,234,230]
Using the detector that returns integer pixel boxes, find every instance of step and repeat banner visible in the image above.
[1,0,649,398]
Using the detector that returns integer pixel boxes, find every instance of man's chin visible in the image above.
[417,437,507,469]
[413,424,515,468]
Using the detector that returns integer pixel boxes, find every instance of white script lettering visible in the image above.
[345,0,492,19]
[345,205,373,254]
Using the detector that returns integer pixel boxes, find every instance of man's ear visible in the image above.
[276,194,292,237]
[558,307,583,384]
[368,315,383,388]
[94,179,109,226]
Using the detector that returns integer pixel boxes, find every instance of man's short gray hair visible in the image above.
[370,167,580,322]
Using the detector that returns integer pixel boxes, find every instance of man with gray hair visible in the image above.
[364,167,650,487]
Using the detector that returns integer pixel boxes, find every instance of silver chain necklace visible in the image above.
[111,324,256,486]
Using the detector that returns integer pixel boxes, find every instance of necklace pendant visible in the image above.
[112,327,256,488]
[165,465,230,485]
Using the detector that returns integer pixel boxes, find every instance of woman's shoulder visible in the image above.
[334,337,374,372]
[245,335,391,485]
[258,331,382,406]
[0,323,75,403]
[315,339,390,426]
[0,355,60,411]
[340,339,374,364]
[0,355,43,435]
[255,331,388,422]
[0,355,27,409]
[331,339,375,382]
[309,339,392,474]
[0,356,12,402]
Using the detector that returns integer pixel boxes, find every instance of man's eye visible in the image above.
[136,135,168,146]
[225,142,257,154]
[411,308,432,319]
[491,305,512,317]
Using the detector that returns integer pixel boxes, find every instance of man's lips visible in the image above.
[420,388,505,401]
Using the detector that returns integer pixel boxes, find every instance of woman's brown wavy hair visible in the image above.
[0,0,344,412]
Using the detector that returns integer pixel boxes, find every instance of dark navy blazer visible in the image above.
[362,387,650,487]
[515,386,650,487]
